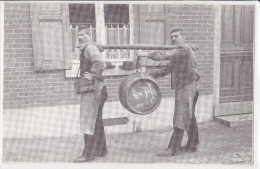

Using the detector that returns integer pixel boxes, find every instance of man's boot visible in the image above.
[157,128,184,157]
[181,119,198,152]
[91,122,108,157]
[96,86,108,157]
[156,132,178,157]
[95,125,108,157]
[181,91,199,152]
[188,115,199,152]
[175,128,184,152]
[73,134,95,163]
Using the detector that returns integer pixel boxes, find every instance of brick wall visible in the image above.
[3,3,214,109]
[4,3,77,109]
[165,5,214,95]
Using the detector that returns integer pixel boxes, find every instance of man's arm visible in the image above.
[137,50,170,61]
[148,49,188,61]
[138,44,191,61]
[86,45,106,81]
[149,61,172,79]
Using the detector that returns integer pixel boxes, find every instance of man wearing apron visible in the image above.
[74,29,108,162]
[138,28,200,156]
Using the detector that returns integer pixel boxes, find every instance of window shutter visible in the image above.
[30,3,71,71]
[138,4,167,67]
[139,4,166,45]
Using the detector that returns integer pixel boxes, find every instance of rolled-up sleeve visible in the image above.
[148,51,166,61]
[148,44,190,61]
[149,61,172,79]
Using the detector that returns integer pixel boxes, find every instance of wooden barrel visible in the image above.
[119,72,161,115]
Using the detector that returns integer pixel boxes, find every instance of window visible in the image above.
[30,3,135,75]
[69,4,131,63]
[69,4,96,62]
[104,4,130,62]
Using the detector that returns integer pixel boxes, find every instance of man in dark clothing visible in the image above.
[74,29,108,162]
[138,29,200,156]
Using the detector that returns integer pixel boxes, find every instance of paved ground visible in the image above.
[2,121,253,164]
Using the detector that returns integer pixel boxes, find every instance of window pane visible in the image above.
[69,4,95,24]
[104,4,129,24]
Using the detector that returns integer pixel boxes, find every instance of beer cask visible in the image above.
[119,72,161,115]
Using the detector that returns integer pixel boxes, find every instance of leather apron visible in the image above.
[79,46,103,135]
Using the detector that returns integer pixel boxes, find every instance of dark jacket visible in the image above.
[149,44,200,90]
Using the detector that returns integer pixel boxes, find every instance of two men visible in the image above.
[74,28,200,162]
[74,29,108,163]
[138,29,200,156]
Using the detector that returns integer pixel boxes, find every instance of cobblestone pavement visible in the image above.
[2,121,253,164]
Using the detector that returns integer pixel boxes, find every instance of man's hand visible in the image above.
[137,50,148,57]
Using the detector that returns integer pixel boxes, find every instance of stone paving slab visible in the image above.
[214,114,252,127]
[2,121,253,164]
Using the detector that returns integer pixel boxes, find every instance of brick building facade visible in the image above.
[3,3,214,109]
[4,2,255,140]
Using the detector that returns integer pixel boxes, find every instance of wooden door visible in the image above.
[217,5,254,116]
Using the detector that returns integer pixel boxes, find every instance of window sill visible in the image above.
[65,58,170,78]
[65,62,136,78]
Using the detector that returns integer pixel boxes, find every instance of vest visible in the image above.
[80,47,92,77]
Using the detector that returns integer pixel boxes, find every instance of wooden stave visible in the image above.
[118,72,161,115]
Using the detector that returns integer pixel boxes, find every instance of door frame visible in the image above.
[213,5,253,117]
